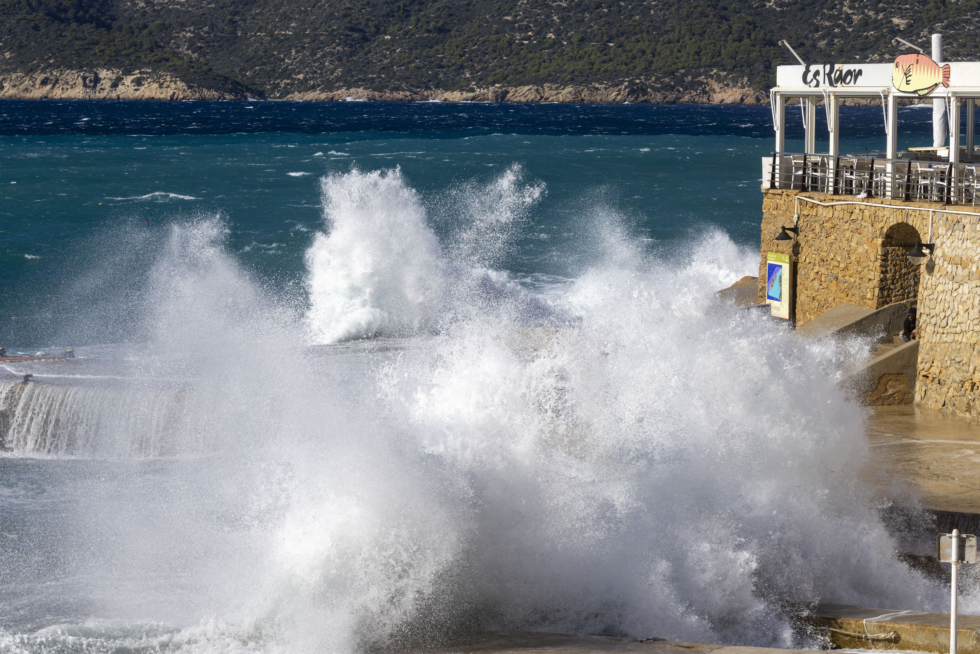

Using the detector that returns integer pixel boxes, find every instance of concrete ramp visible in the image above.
[797,301,918,405]
[795,300,913,345]
[846,339,919,405]
[716,276,761,308]
[795,303,875,339]
[796,301,911,342]
[834,301,912,343]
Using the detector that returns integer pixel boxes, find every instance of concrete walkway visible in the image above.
[406,606,980,654]
[814,603,979,653]
[866,406,980,514]
[414,632,812,654]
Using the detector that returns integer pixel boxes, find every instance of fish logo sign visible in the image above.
[893,53,951,96]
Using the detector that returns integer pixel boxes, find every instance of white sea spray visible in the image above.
[0,168,962,654]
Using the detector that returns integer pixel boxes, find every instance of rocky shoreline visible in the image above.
[0,70,236,101]
[287,77,766,104]
[0,68,767,104]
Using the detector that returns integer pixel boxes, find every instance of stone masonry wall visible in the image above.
[760,189,980,421]
[759,190,932,324]
[915,214,980,420]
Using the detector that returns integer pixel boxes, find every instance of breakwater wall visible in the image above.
[0,381,187,456]
[760,189,980,421]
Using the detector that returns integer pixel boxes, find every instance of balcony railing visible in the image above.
[763,152,980,204]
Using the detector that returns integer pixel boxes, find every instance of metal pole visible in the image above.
[952,528,959,654]
[805,96,817,154]
[951,97,961,202]
[887,91,899,198]
[775,93,786,154]
[828,93,839,158]
[934,34,947,149]
[967,100,976,161]
[828,93,839,185]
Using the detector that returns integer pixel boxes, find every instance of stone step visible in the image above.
[813,603,980,653]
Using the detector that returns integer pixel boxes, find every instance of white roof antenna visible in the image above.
[894,37,925,54]
[778,40,806,66]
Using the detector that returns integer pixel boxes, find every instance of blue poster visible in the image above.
[766,262,782,302]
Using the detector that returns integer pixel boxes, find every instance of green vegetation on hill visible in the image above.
[0,0,257,95]
[2,0,980,99]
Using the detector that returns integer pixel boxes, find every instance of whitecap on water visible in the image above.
[106,192,199,202]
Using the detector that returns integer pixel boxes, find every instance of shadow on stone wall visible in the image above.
[878,222,922,309]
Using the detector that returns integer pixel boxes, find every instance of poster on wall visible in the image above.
[766,252,792,320]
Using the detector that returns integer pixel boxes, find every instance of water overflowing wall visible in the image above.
[0,382,185,456]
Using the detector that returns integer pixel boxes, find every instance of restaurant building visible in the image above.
[759,35,980,421]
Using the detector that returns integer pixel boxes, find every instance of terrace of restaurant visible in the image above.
[764,36,980,204]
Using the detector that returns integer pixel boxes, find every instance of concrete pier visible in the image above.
[400,609,980,654]
[407,632,813,654]
[814,603,980,653]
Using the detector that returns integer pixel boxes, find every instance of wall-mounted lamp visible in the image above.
[775,226,799,241]
[907,241,934,265]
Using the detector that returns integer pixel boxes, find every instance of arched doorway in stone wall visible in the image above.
[877,222,922,308]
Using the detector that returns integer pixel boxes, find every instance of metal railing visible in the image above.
[766,151,980,204]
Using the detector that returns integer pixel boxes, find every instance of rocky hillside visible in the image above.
[1,0,978,102]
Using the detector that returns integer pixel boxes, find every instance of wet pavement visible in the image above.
[866,406,980,514]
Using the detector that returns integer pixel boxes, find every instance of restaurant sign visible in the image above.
[893,54,950,96]
[776,61,980,93]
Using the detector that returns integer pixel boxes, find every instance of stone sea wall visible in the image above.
[915,213,980,419]
[760,189,980,421]
[759,190,929,324]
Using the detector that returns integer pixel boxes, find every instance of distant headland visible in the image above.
[0,0,972,104]
[0,69,763,104]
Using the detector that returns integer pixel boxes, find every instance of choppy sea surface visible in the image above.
[0,100,963,654]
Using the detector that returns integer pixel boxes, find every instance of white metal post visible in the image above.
[951,97,961,164]
[827,93,840,187]
[967,100,975,161]
[775,93,786,155]
[887,91,898,198]
[828,93,840,158]
[805,96,817,154]
[934,34,947,149]
[952,529,960,654]
[951,97,961,201]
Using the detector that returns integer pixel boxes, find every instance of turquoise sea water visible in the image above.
[0,101,964,654]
